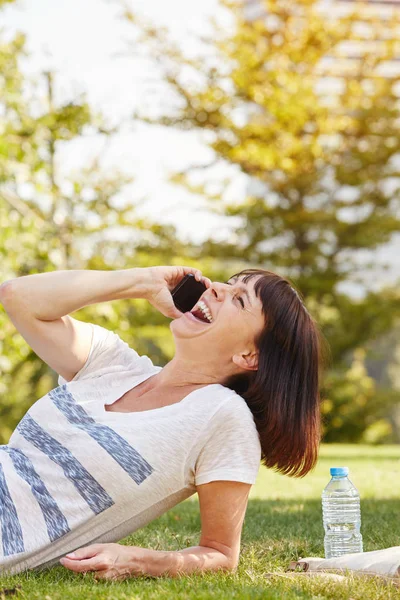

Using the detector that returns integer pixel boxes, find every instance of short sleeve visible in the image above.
[57,323,144,385]
[194,397,261,486]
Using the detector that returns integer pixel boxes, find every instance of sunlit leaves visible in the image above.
[0,6,187,442]
[125,0,400,442]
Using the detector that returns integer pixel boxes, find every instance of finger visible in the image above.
[197,273,213,288]
[182,267,213,289]
[181,267,203,283]
[171,307,184,319]
[60,556,101,573]
[64,545,102,560]
[159,293,185,319]
[166,303,185,320]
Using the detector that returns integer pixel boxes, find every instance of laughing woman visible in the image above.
[0,266,324,579]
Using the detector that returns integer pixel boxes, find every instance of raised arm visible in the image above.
[0,269,150,382]
[0,266,210,382]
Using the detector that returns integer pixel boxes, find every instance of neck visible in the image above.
[151,357,229,389]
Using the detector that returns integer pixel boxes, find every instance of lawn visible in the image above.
[1,444,399,599]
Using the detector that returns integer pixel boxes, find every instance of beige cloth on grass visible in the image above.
[287,546,400,586]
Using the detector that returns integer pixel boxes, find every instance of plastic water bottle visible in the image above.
[322,467,363,558]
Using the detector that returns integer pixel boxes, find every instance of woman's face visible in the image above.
[170,275,265,373]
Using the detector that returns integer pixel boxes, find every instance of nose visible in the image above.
[208,281,231,303]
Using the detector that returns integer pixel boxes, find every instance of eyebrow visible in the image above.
[226,278,253,307]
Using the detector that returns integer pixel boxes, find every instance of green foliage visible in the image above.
[1,0,400,444]
[0,11,197,443]
[125,0,400,442]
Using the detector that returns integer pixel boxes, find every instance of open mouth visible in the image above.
[188,300,213,324]
[189,309,211,324]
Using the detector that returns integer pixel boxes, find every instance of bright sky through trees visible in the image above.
[2,0,399,297]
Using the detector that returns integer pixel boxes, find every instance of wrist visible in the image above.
[115,268,154,301]
[129,546,168,577]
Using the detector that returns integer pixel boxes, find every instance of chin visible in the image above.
[170,316,201,340]
[169,317,184,333]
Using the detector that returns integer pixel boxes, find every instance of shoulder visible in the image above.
[89,323,154,368]
[58,323,157,385]
[205,388,261,453]
[213,389,258,429]
[193,389,261,486]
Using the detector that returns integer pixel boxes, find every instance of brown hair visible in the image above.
[222,269,329,478]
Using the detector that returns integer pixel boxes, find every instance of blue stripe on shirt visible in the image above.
[1,447,70,542]
[50,385,153,485]
[0,463,25,557]
[17,415,114,514]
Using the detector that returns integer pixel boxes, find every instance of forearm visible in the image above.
[139,545,235,578]
[2,268,150,320]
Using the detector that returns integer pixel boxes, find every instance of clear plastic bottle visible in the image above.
[322,466,363,559]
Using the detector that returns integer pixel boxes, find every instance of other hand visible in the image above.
[60,543,146,581]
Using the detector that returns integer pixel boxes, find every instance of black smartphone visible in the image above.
[171,274,207,313]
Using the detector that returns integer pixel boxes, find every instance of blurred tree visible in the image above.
[363,320,400,444]
[123,0,400,441]
[0,5,191,442]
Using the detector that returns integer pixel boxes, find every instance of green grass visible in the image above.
[1,444,400,599]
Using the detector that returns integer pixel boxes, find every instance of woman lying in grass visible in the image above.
[0,265,324,580]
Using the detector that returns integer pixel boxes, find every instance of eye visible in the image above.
[225,281,245,308]
[235,294,245,308]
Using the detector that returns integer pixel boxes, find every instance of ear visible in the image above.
[232,350,258,372]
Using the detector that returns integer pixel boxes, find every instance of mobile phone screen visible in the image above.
[171,274,207,313]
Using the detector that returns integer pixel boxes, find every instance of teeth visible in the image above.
[194,300,213,323]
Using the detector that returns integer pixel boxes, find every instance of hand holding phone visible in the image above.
[145,266,211,319]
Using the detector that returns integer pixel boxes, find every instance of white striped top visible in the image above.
[0,323,261,574]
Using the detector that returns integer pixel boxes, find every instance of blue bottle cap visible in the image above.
[330,467,349,477]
